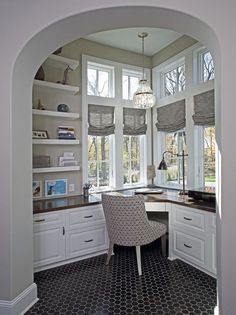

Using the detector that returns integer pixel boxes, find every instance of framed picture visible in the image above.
[32,130,49,139]
[45,179,68,197]
[32,180,42,199]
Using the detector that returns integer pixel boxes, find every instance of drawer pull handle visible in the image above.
[184,216,192,221]
[84,215,93,218]
[84,239,93,243]
[62,227,65,235]
[34,219,45,222]
[184,243,192,249]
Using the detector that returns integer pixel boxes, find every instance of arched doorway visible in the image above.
[2,4,224,314]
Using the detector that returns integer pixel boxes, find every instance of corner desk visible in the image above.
[33,190,216,277]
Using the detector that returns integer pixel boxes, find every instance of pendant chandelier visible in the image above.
[133,32,156,109]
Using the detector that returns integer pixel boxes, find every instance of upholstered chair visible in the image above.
[102,193,167,276]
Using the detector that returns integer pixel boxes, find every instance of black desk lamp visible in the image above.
[158,150,188,195]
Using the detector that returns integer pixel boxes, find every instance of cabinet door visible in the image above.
[34,226,65,268]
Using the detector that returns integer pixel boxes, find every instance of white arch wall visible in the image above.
[0,1,235,314]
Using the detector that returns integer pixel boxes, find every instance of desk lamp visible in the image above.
[158,150,188,195]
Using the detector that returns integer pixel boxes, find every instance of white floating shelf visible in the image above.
[33,166,80,174]
[33,139,80,145]
[32,109,80,120]
[43,54,79,71]
[33,79,79,95]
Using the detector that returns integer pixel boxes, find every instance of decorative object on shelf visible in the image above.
[32,130,49,139]
[158,150,188,195]
[32,180,42,198]
[33,155,51,168]
[57,103,69,112]
[58,152,78,167]
[83,183,92,197]
[37,99,46,110]
[45,179,68,197]
[133,32,156,109]
[53,47,62,55]
[35,66,45,81]
[57,126,76,139]
[57,65,73,85]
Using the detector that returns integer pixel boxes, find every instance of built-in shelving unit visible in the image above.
[33,166,81,174]
[33,79,79,95]
[43,54,79,71]
[33,139,80,145]
[33,109,80,120]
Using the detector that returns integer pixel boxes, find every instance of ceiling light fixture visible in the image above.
[133,32,156,109]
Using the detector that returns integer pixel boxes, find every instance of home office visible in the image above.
[30,26,216,315]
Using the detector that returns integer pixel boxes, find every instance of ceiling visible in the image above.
[84,27,182,56]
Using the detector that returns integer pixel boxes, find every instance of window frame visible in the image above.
[122,68,142,100]
[87,61,115,98]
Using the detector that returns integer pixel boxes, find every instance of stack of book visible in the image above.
[58,152,78,167]
[58,126,76,140]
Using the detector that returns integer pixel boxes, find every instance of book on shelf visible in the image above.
[57,126,76,140]
[58,152,79,167]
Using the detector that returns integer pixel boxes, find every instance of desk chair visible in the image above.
[102,193,167,276]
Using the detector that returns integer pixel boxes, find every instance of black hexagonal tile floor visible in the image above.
[27,240,216,314]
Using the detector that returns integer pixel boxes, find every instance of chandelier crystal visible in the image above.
[133,32,156,109]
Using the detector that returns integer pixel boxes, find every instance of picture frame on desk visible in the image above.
[32,180,42,199]
[45,179,68,197]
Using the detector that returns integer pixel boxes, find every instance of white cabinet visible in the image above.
[169,204,216,277]
[33,212,66,268]
[33,205,108,271]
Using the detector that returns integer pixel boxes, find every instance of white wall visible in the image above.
[0,1,235,314]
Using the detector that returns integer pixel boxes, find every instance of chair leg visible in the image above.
[136,246,142,276]
[106,242,114,265]
[161,234,167,257]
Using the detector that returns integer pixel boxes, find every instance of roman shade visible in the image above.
[192,89,215,126]
[88,104,115,136]
[123,108,147,135]
[156,99,186,133]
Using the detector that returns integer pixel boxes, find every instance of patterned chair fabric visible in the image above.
[102,193,167,247]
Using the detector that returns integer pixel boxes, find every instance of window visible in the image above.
[122,69,142,100]
[203,127,216,186]
[164,130,187,186]
[164,64,185,96]
[88,135,112,190]
[87,62,114,97]
[199,50,215,83]
[123,136,141,185]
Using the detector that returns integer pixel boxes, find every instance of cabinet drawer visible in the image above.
[173,206,205,232]
[66,224,108,258]
[68,205,104,228]
[145,202,166,212]
[33,212,65,231]
[174,230,206,264]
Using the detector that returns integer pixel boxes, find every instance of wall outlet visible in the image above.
[69,184,75,192]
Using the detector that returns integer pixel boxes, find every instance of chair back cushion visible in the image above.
[102,193,155,246]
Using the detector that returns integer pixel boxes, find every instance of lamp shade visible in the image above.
[158,158,168,170]
[133,80,156,109]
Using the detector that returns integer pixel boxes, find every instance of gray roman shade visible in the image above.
[88,104,115,136]
[123,108,147,135]
[156,100,186,133]
[193,89,215,126]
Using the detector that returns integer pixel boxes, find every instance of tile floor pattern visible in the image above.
[27,241,216,315]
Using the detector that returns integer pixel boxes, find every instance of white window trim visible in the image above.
[82,54,152,192]
[122,68,143,100]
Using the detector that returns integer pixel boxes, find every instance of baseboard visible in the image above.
[0,283,38,315]
[214,305,219,315]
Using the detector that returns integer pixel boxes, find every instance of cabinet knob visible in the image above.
[34,219,46,222]
[184,216,192,221]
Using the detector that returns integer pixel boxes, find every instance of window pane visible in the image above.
[204,127,216,187]
[98,70,109,97]
[203,51,215,82]
[123,136,141,185]
[99,162,110,187]
[97,136,109,161]
[131,136,140,160]
[178,65,185,92]
[131,160,140,183]
[88,162,97,187]
[87,68,97,95]
[165,69,177,96]
[130,76,139,99]
[165,131,187,185]
[122,75,129,99]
